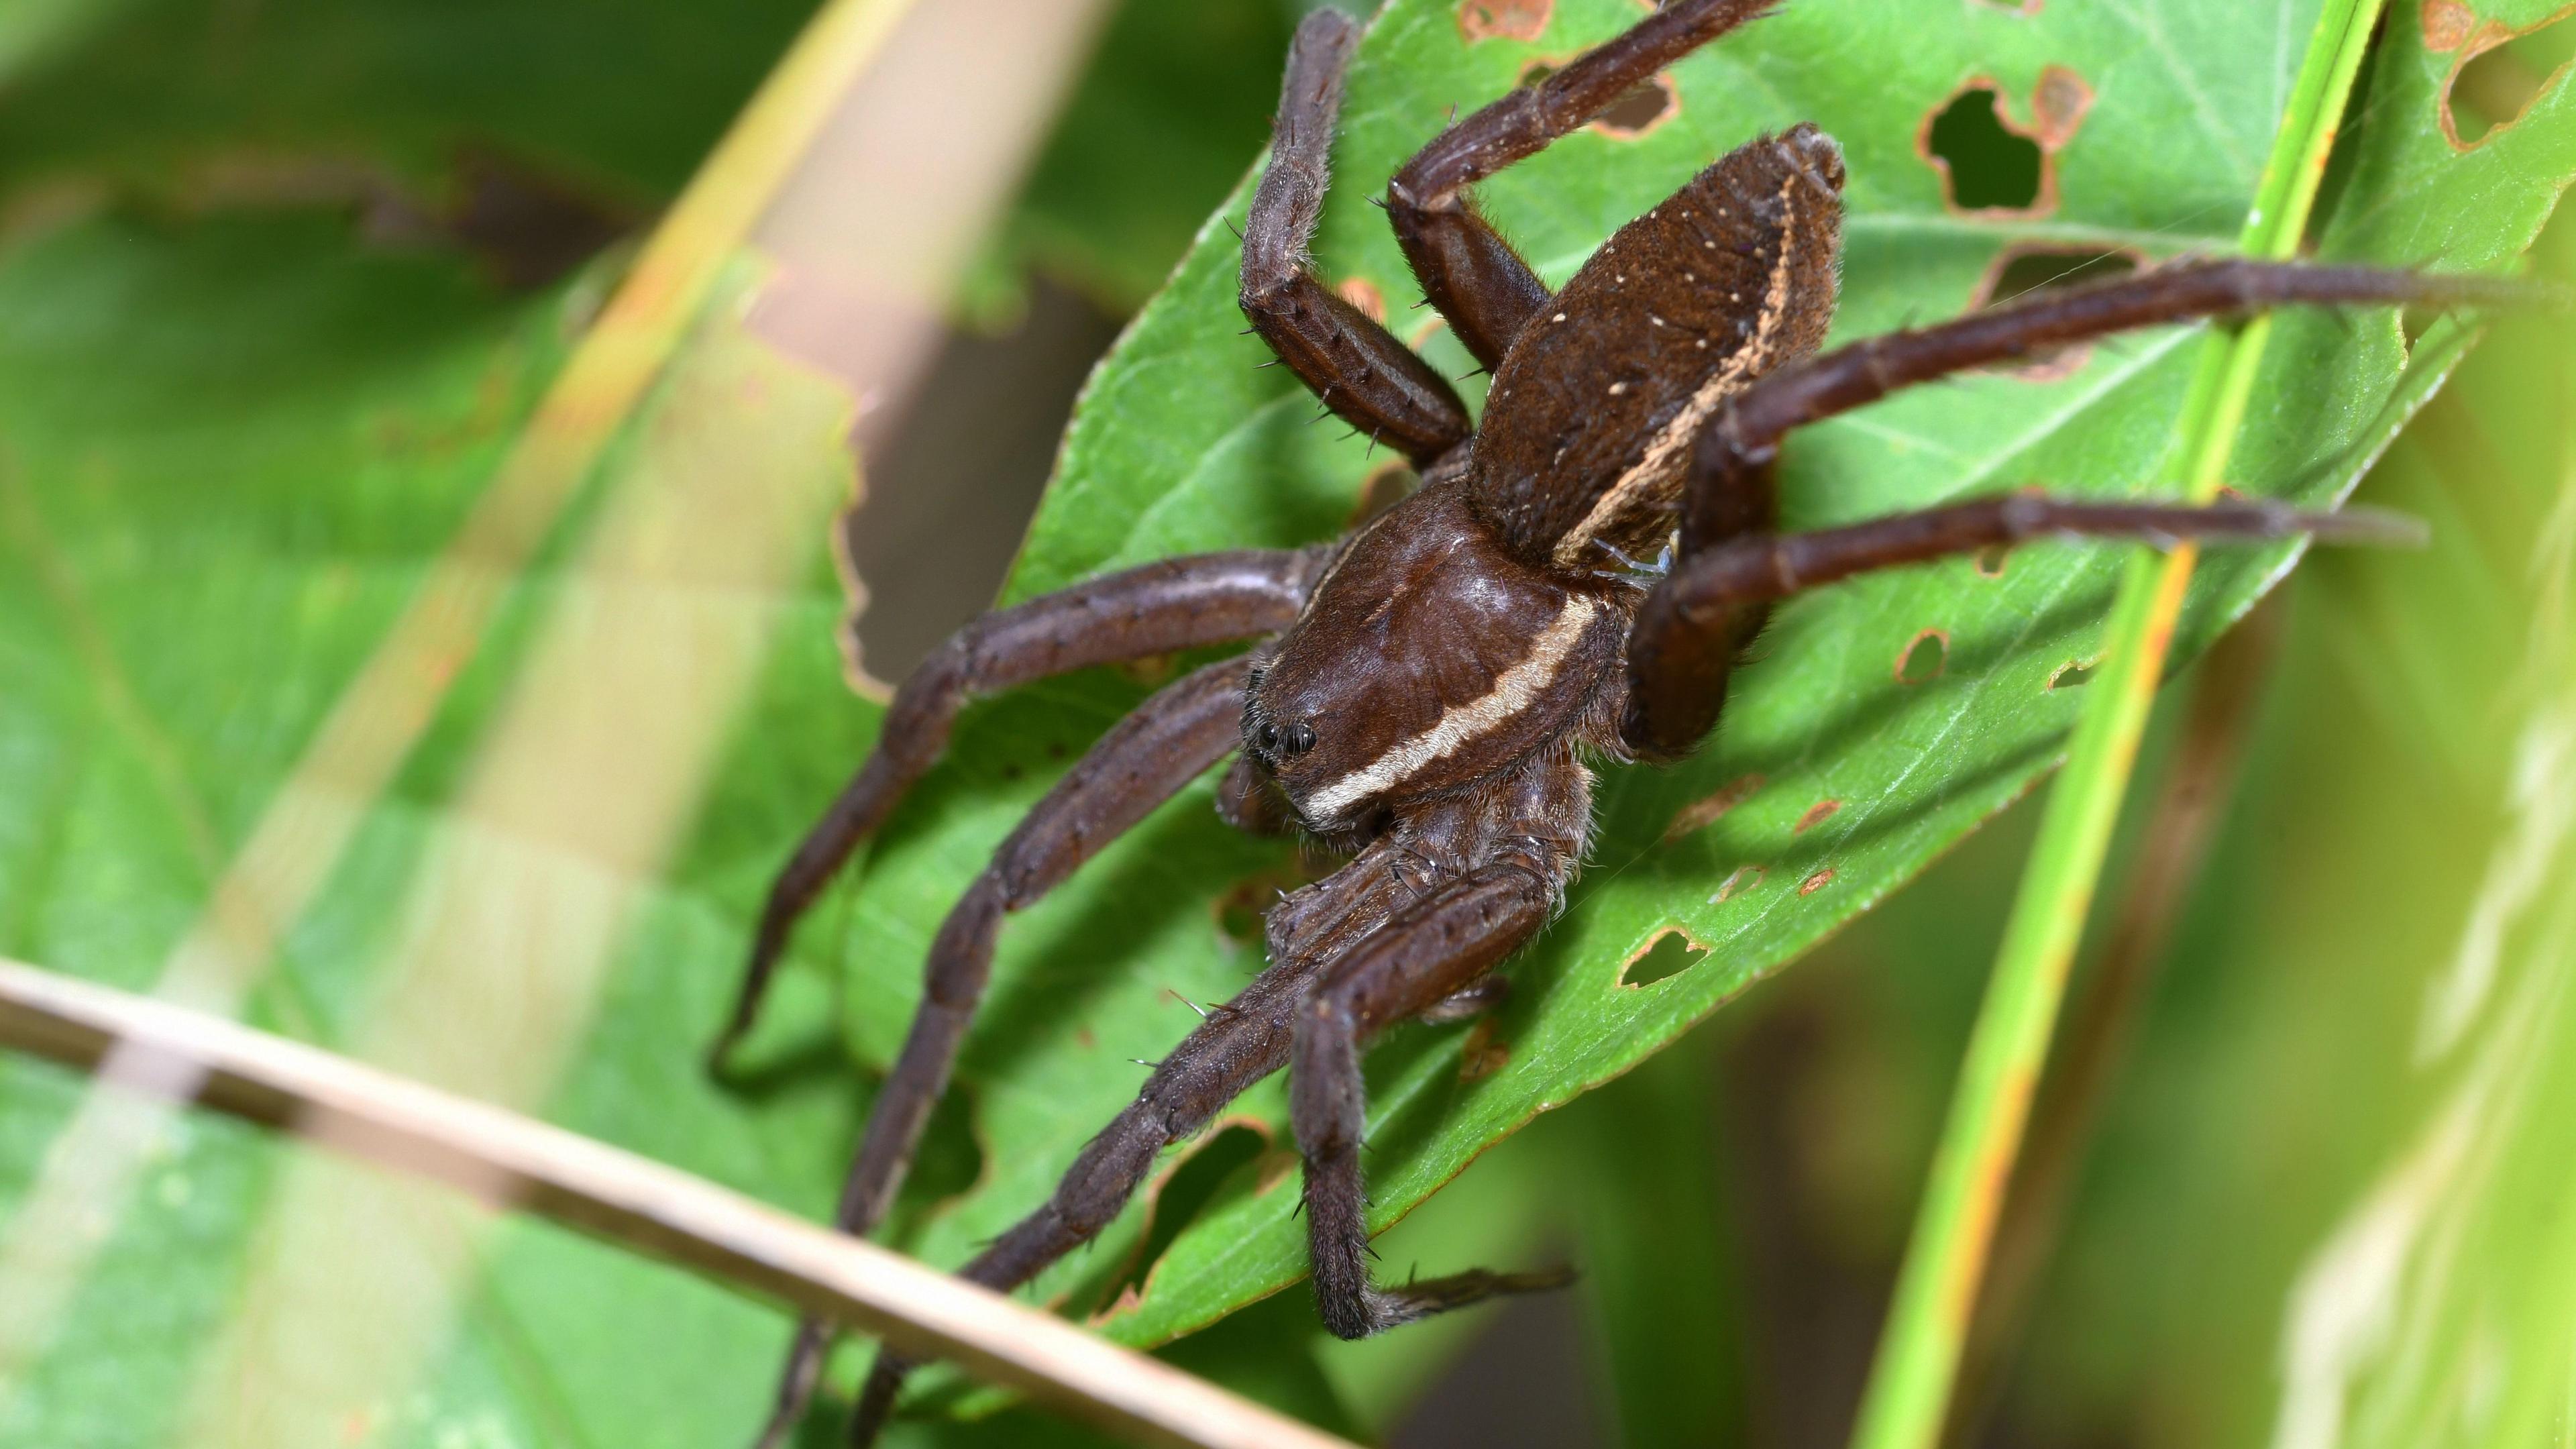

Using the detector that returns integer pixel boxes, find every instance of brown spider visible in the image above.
[715,1,2508,1441]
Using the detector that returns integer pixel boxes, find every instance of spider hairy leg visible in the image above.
[1242,10,1471,466]
[846,941,1336,1446]
[714,548,1326,1065]
[1619,256,2552,759]
[745,657,1265,1449]
[1623,495,2416,757]
[1686,257,2549,552]
[1293,861,1571,1338]
[1389,0,1777,367]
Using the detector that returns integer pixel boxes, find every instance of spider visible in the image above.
[714,1,2508,1442]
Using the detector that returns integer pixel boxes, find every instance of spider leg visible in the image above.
[1243,11,1473,466]
[745,656,1258,1449]
[1388,0,1774,367]
[1623,493,2421,757]
[1681,258,2538,555]
[844,936,1334,1446]
[1619,257,2532,757]
[717,548,1326,1063]
[1294,860,1572,1338]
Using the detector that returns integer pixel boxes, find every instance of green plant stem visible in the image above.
[1844,5,2391,1448]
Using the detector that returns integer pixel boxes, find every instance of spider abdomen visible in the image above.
[1473,124,1846,568]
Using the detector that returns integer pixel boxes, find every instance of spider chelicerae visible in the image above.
[713,1,2511,1441]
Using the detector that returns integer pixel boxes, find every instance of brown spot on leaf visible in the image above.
[2030,65,2095,147]
[1619,926,1710,987]
[1664,772,1766,841]
[1711,864,1765,903]
[2423,0,2477,51]
[1799,868,1837,896]
[1919,70,2092,219]
[1075,1025,1096,1050]
[1896,628,1951,685]
[1459,0,1552,42]
[1796,799,1843,833]
[1458,1018,1512,1079]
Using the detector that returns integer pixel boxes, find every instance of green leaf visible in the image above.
[0,0,826,204]
[787,0,2576,1397]
[1996,173,2576,1449]
[0,201,869,1446]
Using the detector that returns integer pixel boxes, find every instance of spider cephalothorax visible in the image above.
[710,1,2508,1442]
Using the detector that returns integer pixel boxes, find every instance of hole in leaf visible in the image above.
[1925,85,2044,211]
[1620,926,1709,987]
[1896,628,1951,684]
[2447,11,2576,147]
[1983,247,2140,306]
[1098,1124,1269,1314]
[1971,246,2141,378]
[1974,544,2011,578]
[1711,864,1765,903]
[2400,303,2438,351]
[2048,657,2097,690]
[1519,60,1679,138]
[1594,74,1678,136]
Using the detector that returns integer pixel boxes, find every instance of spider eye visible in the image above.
[1283,722,1317,757]
[1257,722,1281,754]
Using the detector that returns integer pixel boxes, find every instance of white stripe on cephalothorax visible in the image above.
[1301,594,1600,821]
[1549,174,1806,570]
